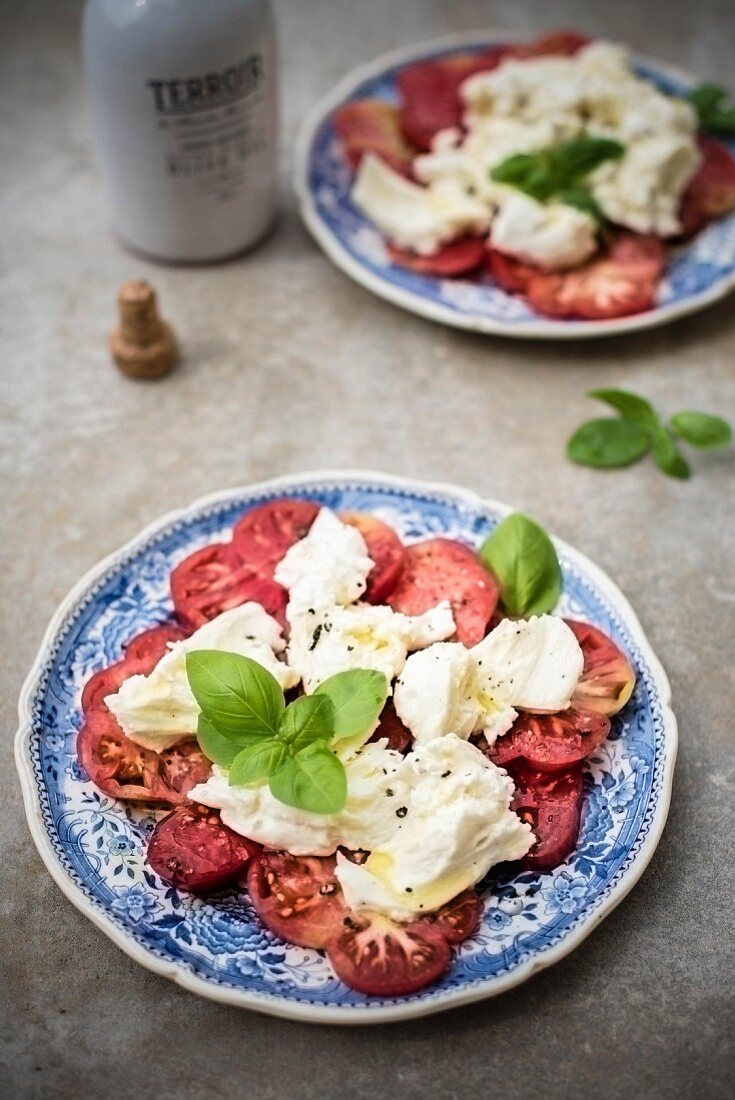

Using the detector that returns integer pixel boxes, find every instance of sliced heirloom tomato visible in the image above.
[509,761,585,873]
[332,99,413,174]
[565,619,635,717]
[232,498,319,573]
[525,233,665,321]
[341,511,406,602]
[148,804,257,893]
[486,247,538,294]
[82,622,186,715]
[326,913,452,996]
[487,708,610,773]
[123,622,187,662]
[369,699,412,753]
[504,30,590,60]
[170,541,287,630]
[247,852,348,949]
[158,740,212,798]
[678,135,735,236]
[387,537,500,646]
[387,238,487,277]
[421,888,482,945]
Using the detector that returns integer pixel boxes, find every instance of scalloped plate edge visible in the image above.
[15,469,678,1023]
[293,29,735,340]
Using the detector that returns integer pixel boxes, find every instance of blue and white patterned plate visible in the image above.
[294,32,735,339]
[16,472,677,1022]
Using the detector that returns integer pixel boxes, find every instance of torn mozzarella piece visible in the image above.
[352,154,491,255]
[105,604,298,752]
[274,507,373,613]
[491,192,598,270]
[472,614,584,713]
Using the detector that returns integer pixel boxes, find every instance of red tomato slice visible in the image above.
[247,852,349,949]
[232,498,319,574]
[565,620,636,717]
[158,740,212,799]
[387,537,500,647]
[147,804,256,893]
[487,708,610,773]
[81,662,129,716]
[387,238,487,277]
[396,48,507,150]
[123,622,187,662]
[326,913,451,996]
[679,135,735,236]
[525,233,665,320]
[509,761,585,872]
[340,511,406,602]
[504,30,590,60]
[332,99,413,173]
[420,888,482,945]
[486,247,539,293]
[77,710,173,803]
[369,699,412,753]
[170,541,287,630]
[82,625,185,716]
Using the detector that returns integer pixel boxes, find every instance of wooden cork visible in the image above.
[110,279,178,379]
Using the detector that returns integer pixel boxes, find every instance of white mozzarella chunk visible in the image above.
[274,507,373,613]
[105,604,297,752]
[491,192,598,270]
[352,153,491,255]
[472,614,584,713]
[335,736,533,920]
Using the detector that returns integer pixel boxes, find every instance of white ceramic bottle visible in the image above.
[83,0,278,263]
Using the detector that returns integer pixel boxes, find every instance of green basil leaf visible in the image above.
[279,693,334,752]
[480,513,563,618]
[229,739,289,787]
[670,411,732,449]
[558,187,607,225]
[650,427,691,479]
[490,137,625,205]
[196,715,243,768]
[555,136,625,177]
[269,741,347,815]
[490,152,539,185]
[567,418,651,468]
[687,83,735,135]
[314,669,389,753]
[185,650,284,737]
[587,388,658,425]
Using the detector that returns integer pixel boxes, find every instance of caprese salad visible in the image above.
[332,31,735,320]
[77,499,635,996]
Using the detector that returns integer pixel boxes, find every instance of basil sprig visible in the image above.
[490,136,625,222]
[187,652,387,815]
[567,389,732,479]
[687,84,735,136]
[481,513,563,618]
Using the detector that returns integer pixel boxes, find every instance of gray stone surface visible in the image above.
[1,1,734,1097]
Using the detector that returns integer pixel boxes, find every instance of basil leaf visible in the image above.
[558,187,606,225]
[558,136,624,176]
[587,388,658,425]
[687,83,735,135]
[314,669,388,752]
[185,650,284,737]
[490,136,624,203]
[196,715,243,768]
[567,418,651,468]
[670,411,732,449]
[480,513,563,618]
[269,741,347,815]
[279,693,334,752]
[650,427,691,479]
[229,739,289,787]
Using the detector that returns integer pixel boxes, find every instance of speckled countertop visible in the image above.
[1,1,733,1097]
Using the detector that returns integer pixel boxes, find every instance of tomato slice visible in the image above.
[679,135,735,236]
[326,913,451,996]
[387,537,500,647]
[232,498,319,574]
[147,804,256,893]
[387,238,487,277]
[82,624,185,715]
[486,247,538,293]
[340,511,406,603]
[123,622,187,662]
[77,710,170,803]
[565,620,636,717]
[170,541,287,630]
[158,740,212,799]
[487,708,610,773]
[247,852,349,949]
[504,30,590,60]
[396,48,507,150]
[369,699,412,753]
[420,888,482,945]
[332,99,413,174]
[525,233,665,321]
[509,761,585,872]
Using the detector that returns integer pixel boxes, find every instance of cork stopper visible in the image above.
[110,279,178,379]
